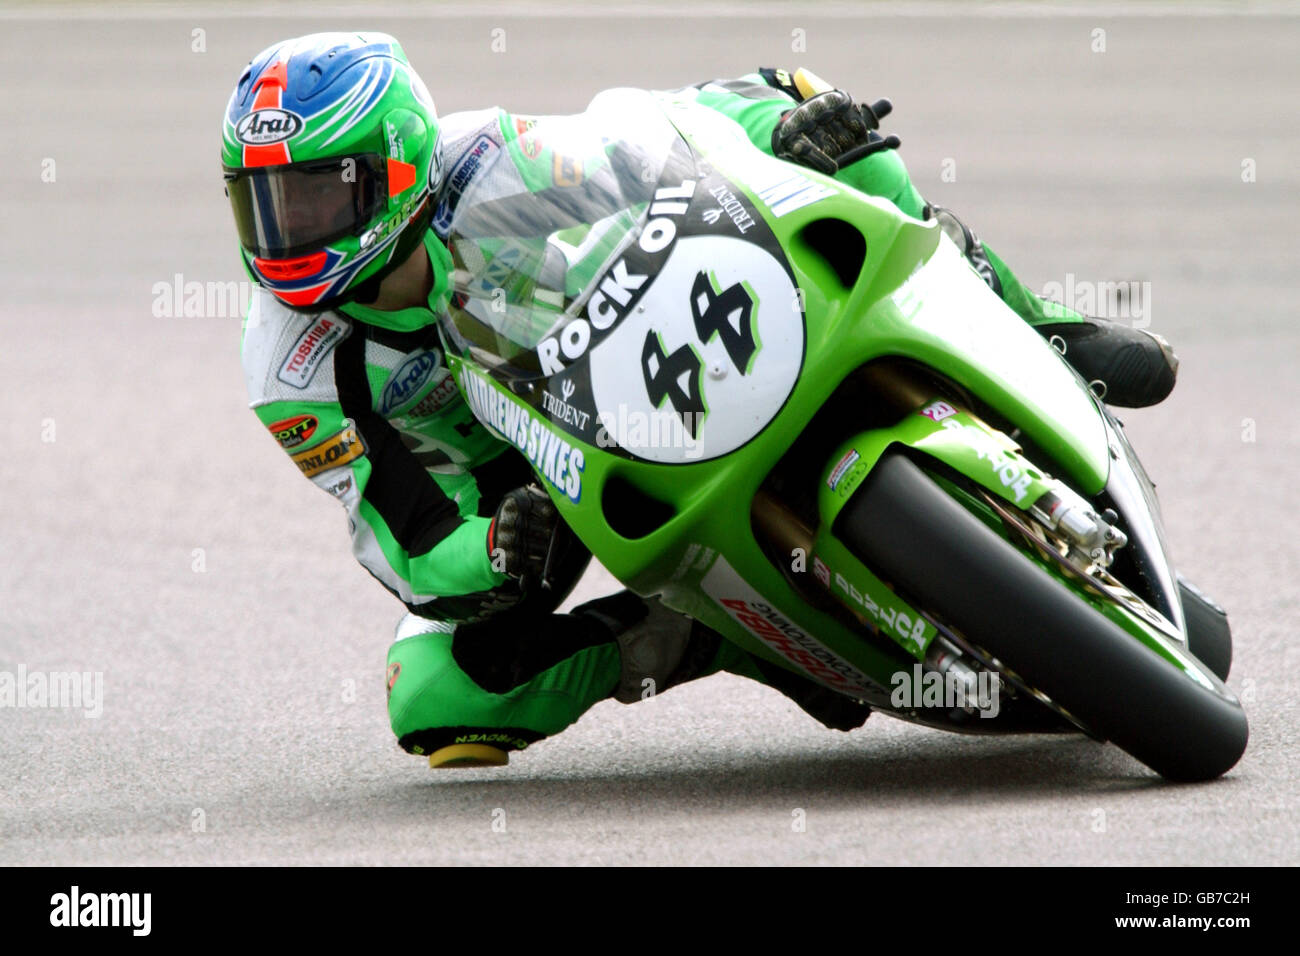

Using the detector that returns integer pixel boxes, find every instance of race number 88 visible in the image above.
[640,269,759,435]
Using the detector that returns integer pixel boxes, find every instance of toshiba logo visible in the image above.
[277,317,349,388]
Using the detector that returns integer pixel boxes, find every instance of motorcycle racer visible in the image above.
[224,33,1178,767]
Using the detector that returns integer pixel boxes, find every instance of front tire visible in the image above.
[836,454,1248,782]
[1180,576,1233,682]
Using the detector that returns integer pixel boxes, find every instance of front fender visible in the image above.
[851,233,1112,495]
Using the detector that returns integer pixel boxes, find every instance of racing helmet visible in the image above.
[221,32,444,312]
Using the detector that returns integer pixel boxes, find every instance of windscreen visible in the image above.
[441,89,694,379]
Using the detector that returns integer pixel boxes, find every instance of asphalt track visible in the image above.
[1,1,1297,866]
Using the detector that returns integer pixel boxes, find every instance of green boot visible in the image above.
[385,611,621,768]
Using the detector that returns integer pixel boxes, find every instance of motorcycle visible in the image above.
[437,84,1246,781]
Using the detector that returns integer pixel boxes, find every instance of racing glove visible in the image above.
[772,89,898,175]
[488,484,560,584]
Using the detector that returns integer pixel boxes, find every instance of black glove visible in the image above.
[488,484,559,583]
[773,90,898,175]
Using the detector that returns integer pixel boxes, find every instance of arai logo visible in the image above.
[235,108,304,145]
[378,351,440,415]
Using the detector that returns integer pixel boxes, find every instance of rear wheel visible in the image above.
[836,454,1248,781]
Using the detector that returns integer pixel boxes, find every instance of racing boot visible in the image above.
[385,592,713,769]
[386,603,623,769]
[1033,318,1179,408]
[386,613,514,769]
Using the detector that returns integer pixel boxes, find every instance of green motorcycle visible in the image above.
[439,87,1246,782]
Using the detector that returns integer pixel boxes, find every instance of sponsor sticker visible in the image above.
[458,366,584,503]
[938,417,1035,504]
[828,566,932,657]
[743,165,836,218]
[428,131,445,191]
[919,399,957,422]
[291,426,365,479]
[378,351,440,415]
[702,557,881,696]
[323,474,353,499]
[668,543,719,582]
[278,316,349,388]
[701,182,756,233]
[267,413,319,449]
[553,152,583,187]
[400,374,459,419]
[539,377,591,432]
[827,449,861,491]
[449,136,498,192]
[235,108,303,145]
[812,556,830,587]
[536,179,695,377]
[514,116,541,159]
[432,135,500,233]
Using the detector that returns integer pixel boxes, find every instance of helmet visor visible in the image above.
[224,154,387,259]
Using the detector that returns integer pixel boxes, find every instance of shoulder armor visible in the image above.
[242,288,351,407]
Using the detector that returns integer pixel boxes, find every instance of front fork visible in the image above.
[752,485,995,719]
[753,361,1171,722]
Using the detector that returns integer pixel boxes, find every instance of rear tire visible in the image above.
[836,454,1247,782]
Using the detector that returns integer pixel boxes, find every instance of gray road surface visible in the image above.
[0,1,1297,865]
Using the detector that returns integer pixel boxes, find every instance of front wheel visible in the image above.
[836,454,1248,782]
